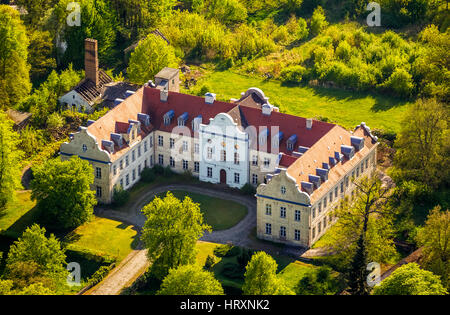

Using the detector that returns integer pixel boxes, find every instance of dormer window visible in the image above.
[272,131,284,148]
[287,134,298,151]
[178,112,188,127]
[192,115,202,132]
[164,110,174,125]
[259,128,268,146]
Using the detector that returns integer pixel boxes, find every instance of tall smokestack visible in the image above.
[85,39,99,86]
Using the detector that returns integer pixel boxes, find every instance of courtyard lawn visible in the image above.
[65,217,139,262]
[155,190,248,231]
[0,191,39,239]
[186,70,411,133]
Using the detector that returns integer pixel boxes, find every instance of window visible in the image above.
[95,167,102,179]
[82,144,87,152]
[138,145,141,157]
[329,192,333,203]
[324,197,327,209]
[365,159,369,169]
[356,166,360,177]
[335,187,338,198]
[318,201,322,213]
[281,186,286,194]
[96,186,102,197]
[132,169,136,181]
[194,162,199,173]
[170,156,175,167]
[113,165,117,176]
[150,155,154,166]
[120,179,123,187]
[138,165,141,175]
[132,150,135,162]
[170,138,175,149]
[182,160,188,170]
[265,204,272,215]
[345,176,349,188]
[312,207,316,219]
[182,140,188,152]
[234,152,239,165]
[294,229,300,241]
[144,141,148,152]
[126,174,129,186]
[280,206,286,218]
[125,156,129,167]
[221,150,226,162]
[207,167,212,178]
[158,154,164,165]
[120,160,123,170]
[265,223,272,235]
[252,155,258,166]
[318,222,322,233]
[158,135,164,147]
[207,147,213,160]
[323,216,327,228]
[194,143,199,154]
[252,174,258,185]
[264,158,270,167]
[312,227,316,239]
[340,182,344,193]
[150,137,153,147]
[295,210,301,222]
[234,172,240,184]
[280,226,286,238]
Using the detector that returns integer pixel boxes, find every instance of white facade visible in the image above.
[59,90,92,113]
[199,113,249,188]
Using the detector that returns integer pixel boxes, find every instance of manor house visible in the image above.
[60,67,378,248]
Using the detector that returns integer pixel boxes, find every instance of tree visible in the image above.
[242,252,294,295]
[295,266,338,295]
[127,33,179,85]
[54,0,118,68]
[310,6,328,36]
[372,263,447,295]
[28,30,57,81]
[378,67,414,98]
[31,156,97,229]
[204,0,248,26]
[392,98,449,188]
[417,206,449,290]
[141,192,211,280]
[6,224,67,292]
[0,5,31,108]
[323,174,397,295]
[14,0,57,26]
[0,111,22,210]
[157,264,224,295]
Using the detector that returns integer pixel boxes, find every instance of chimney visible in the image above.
[306,118,313,130]
[85,39,99,86]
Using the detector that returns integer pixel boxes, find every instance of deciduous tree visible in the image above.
[141,192,211,280]
[31,156,97,229]
[242,252,294,295]
[157,264,224,295]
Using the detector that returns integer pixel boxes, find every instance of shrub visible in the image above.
[87,265,114,287]
[240,183,256,195]
[237,248,254,269]
[204,254,216,270]
[214,244,241,257]
[153,164,164,175]
[280,65,306,84]
[113,185,130,207]
[140,167,156,183]
[164,165,174,177]
[221,262,245,279]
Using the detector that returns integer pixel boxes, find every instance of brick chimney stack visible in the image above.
[84,39,99,86]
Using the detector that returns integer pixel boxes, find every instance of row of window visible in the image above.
[265,205,301,221]
[112,137,153,177]
[265,224,301,241]
[312,216,329,239]
[159,154,200,173]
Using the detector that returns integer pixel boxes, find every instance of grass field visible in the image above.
[0,191,39,239]
[186,70,411,133]
[65,217,139,262]
[154,190,248,231]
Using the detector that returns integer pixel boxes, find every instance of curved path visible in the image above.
[96,184,257,247]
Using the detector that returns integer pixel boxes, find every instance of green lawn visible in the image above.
[154,190,248,231]
[186,70,411,133]
[64,217,139,262]
[0,191,39,239]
